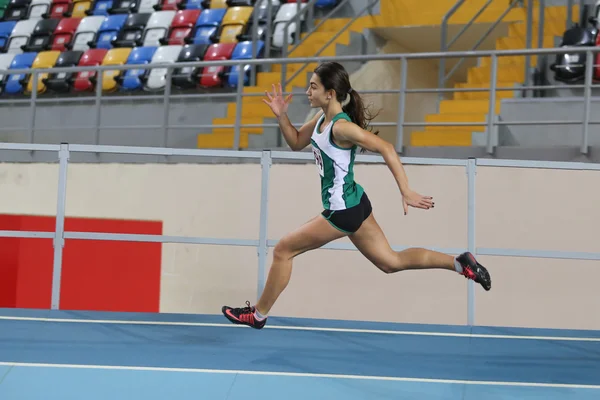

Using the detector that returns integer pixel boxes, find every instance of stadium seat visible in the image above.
[111,12,150,47]
[5,19,37,53]
[170,42,206,88]
[106,0,134,13]
[142,43,180,90]
[72,47,107,91]
[184,7,224,45]
[50,16,80,51]
[3,51,36,94]
[42,49,82,91]
[44,0,71,19]
[91,13,125,48]
[66,15,104,51]
[198,41,234,87]
[26,49,60,93]
[2,0,31,21]
[113,45,156,90]
[137,0,160,13]
[225,0,256,7]
[136,10,175,46]
[212,5,252,43]
[226,39,262,87]
[0,20,16,51]
[0,52,16,89]
[176,0,201,10]
[153,0,182,11]
[95,46,129,91]
[201,0,225,9]
[64,0,91,17]
[236,1,277,41]
[27,0,51,19]
[0,0,9,18]
[315,0,338,7]
[159,9,199,45]
[85,0,113,15]
[21,18,59,52]
[272,2,305,48]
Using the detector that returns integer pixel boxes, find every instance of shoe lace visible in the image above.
[238,300,255,324]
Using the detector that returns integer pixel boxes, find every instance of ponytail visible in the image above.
[342,89,380,152]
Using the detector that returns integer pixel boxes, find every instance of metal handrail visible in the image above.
[283,0,379,87]
[439,0,523,92]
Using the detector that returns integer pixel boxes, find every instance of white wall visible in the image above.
[0,160,599,330]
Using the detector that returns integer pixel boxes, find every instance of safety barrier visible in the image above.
[0,142,599,325]
[1,45,600,154]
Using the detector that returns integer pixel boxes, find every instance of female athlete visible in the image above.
[222,61,491,329]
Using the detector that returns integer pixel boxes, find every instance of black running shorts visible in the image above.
[321,192,372,234]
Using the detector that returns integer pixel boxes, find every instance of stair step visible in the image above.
[424,113,487,132]
[468,65,525,84]
[197,131,249,149]
[410,131,473,146]
[213,117,264,134]
[439,100,501,114]
[454,81,517,100]
[227,103,274,118]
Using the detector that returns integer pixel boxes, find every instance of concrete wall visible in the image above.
[498,97,600,146]
[1,159,598,330]
[0,95,234,149]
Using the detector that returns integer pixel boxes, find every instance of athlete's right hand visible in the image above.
[262,83,292,118]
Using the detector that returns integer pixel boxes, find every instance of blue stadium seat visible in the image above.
[185,7,224,45]
[3,51,37,94]
[93,13,126,48]
[315,0,337,7]
[178,0,202,10]
[114,45,156,90]
[227,39,262,87]
[85,0,114,15]
[0,20,16,51]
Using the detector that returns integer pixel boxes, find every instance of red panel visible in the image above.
[0,215,23,308]
[0,214,162,312]
[15,216,55,309]
[60,217,163,312]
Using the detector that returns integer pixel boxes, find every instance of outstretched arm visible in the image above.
[333,121,434,214]
[262,83,321,151]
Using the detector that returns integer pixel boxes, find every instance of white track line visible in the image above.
[1,315,599,342]
[0,362,598,389]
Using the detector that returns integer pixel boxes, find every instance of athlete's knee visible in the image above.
[273,237,295,261]
[373,254,403,274]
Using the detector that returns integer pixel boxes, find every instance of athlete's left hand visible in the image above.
[402,190,434,215]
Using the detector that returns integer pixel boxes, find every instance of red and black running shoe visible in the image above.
[222,301,267,329]
[456,252,491,291]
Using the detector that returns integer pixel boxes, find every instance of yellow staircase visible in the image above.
[411,2,576,146]
[196,0,529,148]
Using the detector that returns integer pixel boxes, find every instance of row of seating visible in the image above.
[0,1,317,54]
[0,0,336,21]
[0,41,263,94]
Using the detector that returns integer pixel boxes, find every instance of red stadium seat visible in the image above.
[199,41,235,87]
[73,47,107,91]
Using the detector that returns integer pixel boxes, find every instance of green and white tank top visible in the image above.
[310,112,364,210]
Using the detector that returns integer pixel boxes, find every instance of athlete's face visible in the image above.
[306,73,332,108]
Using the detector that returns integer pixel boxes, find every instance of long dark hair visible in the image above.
[314,62,380,144]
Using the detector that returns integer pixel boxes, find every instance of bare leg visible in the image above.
[255,215,347,315]
[349,213,456,273]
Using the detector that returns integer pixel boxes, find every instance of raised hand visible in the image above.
[262,83,293,118]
